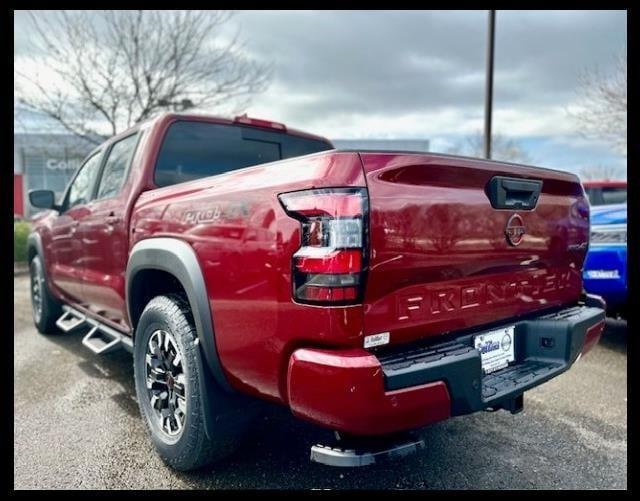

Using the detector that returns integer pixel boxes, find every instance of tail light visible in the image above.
[278,188,368,305]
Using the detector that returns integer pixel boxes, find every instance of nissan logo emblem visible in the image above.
[505,214,525,246]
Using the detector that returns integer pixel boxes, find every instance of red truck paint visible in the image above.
[361,152,589,348]
[30,112,602,439]
[131,149,367,402]
[287,348,450,435]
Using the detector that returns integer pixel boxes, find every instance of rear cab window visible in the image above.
[154,121,333,187]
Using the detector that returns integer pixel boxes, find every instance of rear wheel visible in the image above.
[134,294,255,471]
[29,255,62,334]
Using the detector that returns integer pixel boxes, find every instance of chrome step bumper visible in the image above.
[310,433,425,467]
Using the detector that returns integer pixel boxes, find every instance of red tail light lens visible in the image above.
[294,248,362,274]
[278,188,368,305]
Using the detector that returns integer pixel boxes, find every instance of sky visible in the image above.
[14,10,627,177]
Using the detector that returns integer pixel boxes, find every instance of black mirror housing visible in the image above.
[28,190,56,210]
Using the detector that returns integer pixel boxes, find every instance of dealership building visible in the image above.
[14,132,429,218]
[332,139,430,152]
[14,133,96,218]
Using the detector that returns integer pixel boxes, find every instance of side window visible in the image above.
[66,152,102,210]
[96,132,140,200]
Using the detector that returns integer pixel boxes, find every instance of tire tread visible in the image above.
[134,294,251,471]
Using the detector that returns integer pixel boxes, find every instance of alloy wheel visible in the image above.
[145,329,187,438]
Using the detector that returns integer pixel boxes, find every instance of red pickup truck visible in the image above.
[27,113,605,469]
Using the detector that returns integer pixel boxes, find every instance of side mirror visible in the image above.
[28,190,57,210]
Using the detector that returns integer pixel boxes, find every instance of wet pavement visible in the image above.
[13,274,627,489]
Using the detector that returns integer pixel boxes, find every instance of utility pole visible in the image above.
[484,9,496,160]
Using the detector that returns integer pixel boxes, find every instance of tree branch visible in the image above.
[16,10,272,139]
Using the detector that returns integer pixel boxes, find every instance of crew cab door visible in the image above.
[78,131,141,326]
[49,151,103,302]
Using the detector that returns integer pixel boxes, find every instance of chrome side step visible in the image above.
[310,433,425,467]
[56,309,86,332]
[82,325,122,355]
[57,305,133,355]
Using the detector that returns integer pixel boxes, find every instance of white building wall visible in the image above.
[332,139,430,152]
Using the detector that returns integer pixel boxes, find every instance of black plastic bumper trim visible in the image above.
[379,303,605,416]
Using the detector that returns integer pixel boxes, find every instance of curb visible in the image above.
[14,263,29,277]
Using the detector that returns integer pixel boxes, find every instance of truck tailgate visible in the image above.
[360,152,590,347]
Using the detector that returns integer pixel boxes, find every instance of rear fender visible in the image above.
[126,237,232,393]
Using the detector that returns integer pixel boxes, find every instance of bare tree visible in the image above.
[15,10,272,144]
[570,50,626,156]
[579,164,625,181]
[446,131,532,164]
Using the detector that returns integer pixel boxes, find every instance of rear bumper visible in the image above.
[286,298,605,436]
[583,245,627,308]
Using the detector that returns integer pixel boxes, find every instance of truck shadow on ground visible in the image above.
[186,407,440,489]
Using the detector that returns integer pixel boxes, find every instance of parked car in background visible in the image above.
[583,203,627,318]
[582,180,627,206]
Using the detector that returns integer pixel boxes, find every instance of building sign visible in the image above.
[46,158,82,171]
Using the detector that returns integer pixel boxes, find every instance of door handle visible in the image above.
[105,213,121,234]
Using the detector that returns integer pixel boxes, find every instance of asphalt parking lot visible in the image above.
[13,274,627,489]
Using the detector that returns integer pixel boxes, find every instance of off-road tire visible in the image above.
[29,255,62,334]
[133,294,255,471]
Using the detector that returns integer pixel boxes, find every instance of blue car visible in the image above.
[583,203,627,318]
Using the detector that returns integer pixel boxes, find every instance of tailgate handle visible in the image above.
[487,176,542,210]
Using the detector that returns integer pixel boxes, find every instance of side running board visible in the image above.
[56,305,133,355]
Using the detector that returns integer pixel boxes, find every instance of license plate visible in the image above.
[474,326,516,374]
[585,269,620,279]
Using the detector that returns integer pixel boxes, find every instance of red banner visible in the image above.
[14,174,24,217]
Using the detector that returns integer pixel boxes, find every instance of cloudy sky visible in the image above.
[14,10,627,176]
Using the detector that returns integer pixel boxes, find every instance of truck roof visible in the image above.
[146,112,333,145]
[85,112,334,161]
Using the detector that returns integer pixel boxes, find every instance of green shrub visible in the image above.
[14,221,30,263]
